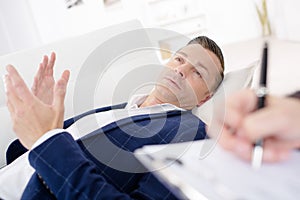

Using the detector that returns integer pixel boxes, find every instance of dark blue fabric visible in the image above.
[63,103,127,129]
[6,139,28,165]
[10,104,206,200]
[21,173,56,200]
[76,110,206,195]
[23,133,178,200]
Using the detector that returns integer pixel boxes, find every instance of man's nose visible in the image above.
[174,65,190,78]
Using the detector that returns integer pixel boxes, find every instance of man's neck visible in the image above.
[139,94,165,108]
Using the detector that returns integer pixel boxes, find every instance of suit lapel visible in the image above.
[63,103,127,129]
[79,110,185,140]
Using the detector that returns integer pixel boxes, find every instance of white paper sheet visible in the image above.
[134,140,300,200]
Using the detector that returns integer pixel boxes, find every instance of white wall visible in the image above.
[27,0,142,45]
[1,0,300,57]
[28,0,106,44]
[271,0,300,41]
[0,15,13,55]
[203,0,261,45]
[0,0,265,56]
[0,0,41,55]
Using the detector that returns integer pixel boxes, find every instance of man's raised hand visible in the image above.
[32,52,69,105]
[5,64,70,149]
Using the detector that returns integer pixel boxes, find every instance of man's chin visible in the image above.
[155,87,176,98]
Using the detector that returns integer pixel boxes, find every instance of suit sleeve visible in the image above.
[27,132,150,200]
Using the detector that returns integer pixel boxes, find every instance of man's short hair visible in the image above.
[187,36,225,92]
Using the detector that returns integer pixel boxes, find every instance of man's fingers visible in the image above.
[223,109,244,133]
[53,70,70,108]
[227,89,258,114]
[6,100,15,116]
[262,146,290,163]
[216,126,238,151]
[218,127,292,163]
[264,137,300,152]
[215,126,252,161]
[6,65,34,104]
[220,89,258,136]
[241,107,287,141]
[31,76,39,94]
[42,55,48,69]
[46,52,55,76]
[61,70,70,81]
[4,74,22,109]
[37,63,43,79]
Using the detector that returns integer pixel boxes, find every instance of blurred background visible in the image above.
[0,0,300,168]
[0,0,299,56]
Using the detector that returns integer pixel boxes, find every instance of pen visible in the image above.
[251,42,268,169]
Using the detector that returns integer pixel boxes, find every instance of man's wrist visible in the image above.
[31,129,66,150]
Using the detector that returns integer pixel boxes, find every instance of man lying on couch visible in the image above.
[3,36,224,199]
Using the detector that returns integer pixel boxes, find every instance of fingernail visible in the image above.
[6,65,13,73]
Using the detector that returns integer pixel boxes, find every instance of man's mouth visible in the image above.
[164,77,181,90]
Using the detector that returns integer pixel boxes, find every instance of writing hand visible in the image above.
[209,89,300,163]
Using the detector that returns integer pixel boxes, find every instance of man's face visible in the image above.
[153,44,222,110]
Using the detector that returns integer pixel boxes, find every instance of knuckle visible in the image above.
[14,82,23,90]
[31,85,37,92]
[16,109,25,118]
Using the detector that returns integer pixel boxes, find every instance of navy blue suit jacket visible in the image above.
[9,103,206,199]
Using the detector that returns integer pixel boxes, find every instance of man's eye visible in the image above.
[175,57,183,63]
[194,70,202,77]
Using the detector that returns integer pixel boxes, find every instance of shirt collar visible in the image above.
[125,94,185,111]
[125,94,149,109]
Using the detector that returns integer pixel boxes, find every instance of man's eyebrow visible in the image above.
[176,51,188,57]
[177,51,209,73]
[196,61,208,72]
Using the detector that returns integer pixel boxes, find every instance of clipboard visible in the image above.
[134,140,300,200]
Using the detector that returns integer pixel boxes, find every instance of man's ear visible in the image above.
[197,93,212,107]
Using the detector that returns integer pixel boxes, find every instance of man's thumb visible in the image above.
[53,70,70,109]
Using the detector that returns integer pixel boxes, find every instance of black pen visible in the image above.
[251,42,268,169]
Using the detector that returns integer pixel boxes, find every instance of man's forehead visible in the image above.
[176,44,213,65]
[178,44,208,57]
[176,44,222,79]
